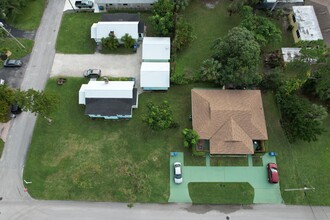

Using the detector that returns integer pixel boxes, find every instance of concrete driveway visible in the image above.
[169,152,283,204]
[50,48,142,88]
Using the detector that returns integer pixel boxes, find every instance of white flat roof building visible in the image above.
[292,6,323,41]
[140,62,170,90]
[79,81,135,104]
[281,48,301,62]
[91,22,139,43]
[142,37,171,61]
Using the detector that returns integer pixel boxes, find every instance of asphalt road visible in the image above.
[0,0,330,219]
[0,0,66,201]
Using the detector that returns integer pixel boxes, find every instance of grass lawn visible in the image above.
[56,13,101,54]
[23,77,213,202]
[7,0,47,30]
[262,92,330,205]
[0,38,34,66]
[175,0,241,78]
[211,157,248,166]
[252,155,263,167]
[0,139,4,158]
[56,12,155,54]
[189,182,254,204]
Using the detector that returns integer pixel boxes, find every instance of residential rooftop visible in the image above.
[292,6,323,41]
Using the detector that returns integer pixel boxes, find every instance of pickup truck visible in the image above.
[75,0,93,8]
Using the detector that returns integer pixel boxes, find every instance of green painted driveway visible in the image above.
[168,152,283,204]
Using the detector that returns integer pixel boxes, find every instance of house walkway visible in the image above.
[168,152,283,204]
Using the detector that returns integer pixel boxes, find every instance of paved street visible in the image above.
[0,0,66,201]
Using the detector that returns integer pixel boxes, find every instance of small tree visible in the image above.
[174,0,190,12]
[121,33,136,49]
[198,58,221,82]
[182,128,199,148]
[173,17,195,52]
[143,101,177,131]
[101,34,119,51]
[297,40,330,64]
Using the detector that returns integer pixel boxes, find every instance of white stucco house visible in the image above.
[140,62,170,90]
[142,37,171,62]
[79,80,138,119]
[91,13,144,44]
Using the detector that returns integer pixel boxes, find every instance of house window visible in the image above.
[123,4,128,6]
[292,14,296,23]
[296,30,300,38]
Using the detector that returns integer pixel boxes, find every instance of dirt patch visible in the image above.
[0,121,11,142]
[203,0,220,9]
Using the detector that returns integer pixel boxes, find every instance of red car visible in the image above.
[267,163,279,184]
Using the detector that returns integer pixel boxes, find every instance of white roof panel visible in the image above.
[140,62,170,88]
[91,21,139,41]
[82,81,134,99]
[142,37,171,60]
[293,6,323,41]
[281,47,301,62]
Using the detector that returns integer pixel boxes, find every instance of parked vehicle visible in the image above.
[11,103,22,115]
[267,163,279,184]
[75,0,93,8]
[83,69,101,79]
[173,162,183,184]
[3,59,22,67]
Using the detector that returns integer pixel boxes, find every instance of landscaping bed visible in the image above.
[211,157,248,166]
[0,139,4,158]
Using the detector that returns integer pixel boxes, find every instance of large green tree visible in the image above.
[297,40,330,64]
[210,27,261,88]
[240,6,282,47]
[276,92,328,142]
[0,85,58,122]
[150,0,175,37]
[0,0,27,20]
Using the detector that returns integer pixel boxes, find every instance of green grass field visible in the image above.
[23,78,213,202]
[0,38,34,66]
[189,182,254,204]
[175,0,241,78]
[7,0,46,30]
[262,92,330,205]
[56,13,101,54]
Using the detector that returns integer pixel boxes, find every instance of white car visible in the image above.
[173,162,183,184]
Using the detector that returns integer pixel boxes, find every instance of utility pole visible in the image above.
[0,22,26,49]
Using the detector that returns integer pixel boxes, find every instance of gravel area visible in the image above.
[50,47,142,88]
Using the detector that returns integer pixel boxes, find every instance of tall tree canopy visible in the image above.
[0,85,59,122]
[276,92,328,142]
[207,27,261,88]
[150,0,175,37]
[240,6,282,47]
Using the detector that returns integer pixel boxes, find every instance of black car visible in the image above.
[11,103,22,115]
[4,59,22,67]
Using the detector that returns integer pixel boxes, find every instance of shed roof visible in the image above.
[281,47,301,62]
[142,37,171,60]
[191,89,268,155]
[140,62,170,88]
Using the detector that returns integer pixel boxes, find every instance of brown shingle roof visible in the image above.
[191,89,268,155]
